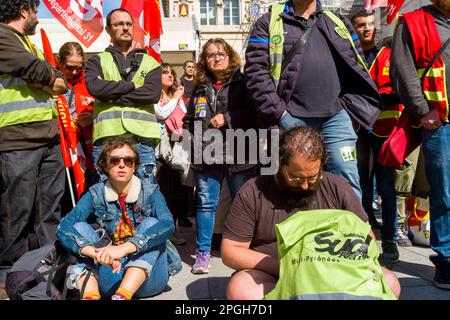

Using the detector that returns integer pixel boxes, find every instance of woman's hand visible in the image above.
[95,245,126,265]
[173,85,185,101]
[210,113,225,128]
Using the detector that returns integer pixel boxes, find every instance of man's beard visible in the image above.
[275,171,320,208]
[23,18,38,35]
[433,0,450,14]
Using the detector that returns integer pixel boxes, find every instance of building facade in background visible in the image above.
[30,0,428,75]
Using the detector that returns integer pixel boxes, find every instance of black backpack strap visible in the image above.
[280,17,319,75]
[79,270,92,299]
[420,37,450,83]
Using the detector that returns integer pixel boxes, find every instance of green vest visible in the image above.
[93,52,160,143]
[264,209,396,300]
[268,3,369,86]
[0,35,55,128]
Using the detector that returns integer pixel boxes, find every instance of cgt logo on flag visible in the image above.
[43,0,104,48]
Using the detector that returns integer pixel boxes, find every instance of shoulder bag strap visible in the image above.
[420,37,450,83]
[280,17,319,75]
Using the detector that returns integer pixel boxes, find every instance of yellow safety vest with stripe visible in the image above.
[401,10,449,121]
[269,3,369,86]
[0,34,56,128]
[93,52,160,143]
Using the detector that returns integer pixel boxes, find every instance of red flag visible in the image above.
[42,0,103,48]
[364,0,388,10]
[386,0,406,25]
[40,28,87,199]
[120,0,163,61]
[144,0,163,62]
[120,0,146,50]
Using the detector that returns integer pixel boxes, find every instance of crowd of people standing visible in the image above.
[1,0,450,300]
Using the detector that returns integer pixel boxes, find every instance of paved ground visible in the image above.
[149,217,450,300]
[1,217,450,300]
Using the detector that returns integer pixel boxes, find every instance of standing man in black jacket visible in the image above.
[0,0,67,268]
[245,0,382,199]
[85,8,162,183]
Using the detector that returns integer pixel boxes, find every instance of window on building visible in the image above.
[224,0,239,25]
[200,0,217,25]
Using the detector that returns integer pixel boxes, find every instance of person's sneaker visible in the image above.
[178,218,193,228]
[381,240,400,263]
[430,255,450,290]
[191,251,211,274]
[397,225,412,247]
[169,232,186,246]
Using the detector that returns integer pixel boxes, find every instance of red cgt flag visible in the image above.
[386,0,406,25]
[42,0,104,48]
[40,28,87,200]
[120,0,163,62]
[144,0,163,62]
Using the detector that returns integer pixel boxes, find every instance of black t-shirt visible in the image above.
[223,172,368,258]
[289,26,343,118]
[180,75,195,101]
[364,46,379,68]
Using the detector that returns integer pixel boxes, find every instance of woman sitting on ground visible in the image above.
[56,137,181,300]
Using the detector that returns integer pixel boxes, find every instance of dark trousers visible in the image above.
[0,143,65,265]
[156,161,193,225]
[357,130,398,241]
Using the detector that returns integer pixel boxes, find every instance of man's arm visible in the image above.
[37,68,67,95]
[85,54,135,102]
[390,20,430,119]
[0,31,61,88]
[116,66,162,107]
[244,14,288,126]
[221,239,279,277]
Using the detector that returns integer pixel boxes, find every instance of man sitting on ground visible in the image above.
[221,127,400,300]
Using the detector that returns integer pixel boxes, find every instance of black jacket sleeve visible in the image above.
[0,26,54,86]
[85,54,135,102]
[117,66,162,107]
[244,14,287,126]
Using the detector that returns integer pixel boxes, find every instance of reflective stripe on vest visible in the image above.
[93,52,160,143]
[0,35,55,128]
[402,10,449,121]
[268,3,368,86]
[369,46,404,137]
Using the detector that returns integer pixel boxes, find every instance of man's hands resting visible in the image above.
[80,242,138,273]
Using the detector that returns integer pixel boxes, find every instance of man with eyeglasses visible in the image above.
[85,8,162,183]
[221,127,401,299]
[0,0,67,284]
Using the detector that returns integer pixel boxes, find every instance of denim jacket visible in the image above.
[56,175,182,276]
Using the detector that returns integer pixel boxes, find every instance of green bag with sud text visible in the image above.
[264,209,396,300]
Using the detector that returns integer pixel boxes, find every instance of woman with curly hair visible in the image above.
[183,38,257,274]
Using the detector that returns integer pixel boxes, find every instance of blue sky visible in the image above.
[37,0,122,18]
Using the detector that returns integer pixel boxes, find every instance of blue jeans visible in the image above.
[92,138,156,184]
[357,130,398,241]
[422,124,450,258]
[69,218,169,298]
[194,166,257,253]
[279,109,362,199]
[0,143,65,265]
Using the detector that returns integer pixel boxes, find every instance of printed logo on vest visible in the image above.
[269,34,283,49]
